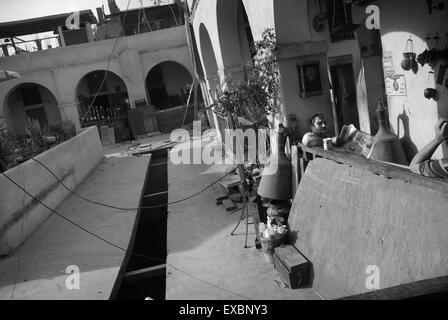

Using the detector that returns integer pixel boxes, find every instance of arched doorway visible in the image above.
[146,61,201,133]
[146,61,194,110]
[199,23,221,131]
[216,0,255,83]
[238,0,256,64]
[199,23,219,96]
[5,83,61,136]
[76,70,131,141]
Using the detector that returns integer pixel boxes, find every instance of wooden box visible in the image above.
[273,245,309,289]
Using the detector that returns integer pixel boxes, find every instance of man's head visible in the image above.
[310,114,327,136]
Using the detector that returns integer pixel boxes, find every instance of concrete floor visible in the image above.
[0,131,322,300]
[165,133,321,300]
[0,153,149,299]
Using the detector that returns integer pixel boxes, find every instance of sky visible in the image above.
[0,0,174,23]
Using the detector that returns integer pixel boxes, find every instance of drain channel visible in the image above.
[110,149,168,300]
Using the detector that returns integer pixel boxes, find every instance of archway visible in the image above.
[198,23,221,130]
[146,61,203,133]
[76,70,131,141]
[238,0,256,64]
[146,61,194,110]
[216,0,255,82]
[199,23,220,97]
[5,83,61,136]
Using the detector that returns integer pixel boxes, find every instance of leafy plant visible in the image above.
[49,120,77,142]
[213,28,282,128]
[26,118,49,150]
[0,138,8,172]
[0,119,78,172]
[0,130,23,172]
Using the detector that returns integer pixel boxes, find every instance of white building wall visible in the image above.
[0,26,192,131]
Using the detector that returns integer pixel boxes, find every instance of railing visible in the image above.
[1,35,61,57]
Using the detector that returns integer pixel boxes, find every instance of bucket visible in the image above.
[260,237,284,264]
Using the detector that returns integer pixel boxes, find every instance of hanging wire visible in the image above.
[428,70,435,88]
[168,1,179,26]
[342,0,348,25]
[138,0,142,33]
[332,0,337,33]
[1,169,252,300]
[10,187,26,300]
[28,157,234,211]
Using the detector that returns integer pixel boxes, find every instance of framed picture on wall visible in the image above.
[297,61,322,98]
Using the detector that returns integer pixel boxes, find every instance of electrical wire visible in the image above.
[10,187,26,300]
[79,0,132,128]
[1,0,251,301]
[1,170,252,300]
[332,0,336,33]
[1,171,135,254]
[42,0,133,175]
[30,157,234,210]
[168,2,179,26]
[138,0,142,33]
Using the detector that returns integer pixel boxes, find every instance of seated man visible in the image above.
[302,113,342,147]
[410,119,448,179]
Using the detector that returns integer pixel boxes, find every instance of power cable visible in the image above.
[1,170,251,300]
[168,2,179,26]
[1,1,251,300]
[1,171,133,254]
[44,0,133,175]
[79,0,132,128]
[10,186,26,300]
[29,157,235,210]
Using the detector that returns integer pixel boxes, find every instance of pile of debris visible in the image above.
[129,140,178,156]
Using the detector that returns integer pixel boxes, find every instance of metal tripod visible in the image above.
[230,189,250,248]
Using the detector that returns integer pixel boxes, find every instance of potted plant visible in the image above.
[213,28,283,129]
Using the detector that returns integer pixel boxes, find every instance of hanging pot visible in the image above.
[417,49,431,67]
[401,37,416,71]
[401,53,412,71]
[424,71,437,100]
[424,88,437,99]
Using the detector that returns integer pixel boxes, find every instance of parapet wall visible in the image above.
[0,126,103,255]
[288,149,448,299]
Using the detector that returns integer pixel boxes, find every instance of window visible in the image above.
[86,71,108,94]
[326,0,355,42]
[21,86,42,106]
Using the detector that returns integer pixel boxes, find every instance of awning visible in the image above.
[0,69,20,83]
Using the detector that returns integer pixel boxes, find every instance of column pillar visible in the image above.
[118,48,148,108]
[217,64,246,90]
[59,101,81,129]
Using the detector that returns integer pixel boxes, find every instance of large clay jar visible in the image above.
[267,200,290,222]
[257,124,292,201]
[369,101,409,165]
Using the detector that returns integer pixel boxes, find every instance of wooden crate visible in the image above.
[273,245,309,289]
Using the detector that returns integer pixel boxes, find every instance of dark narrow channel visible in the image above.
[110,148,168,300]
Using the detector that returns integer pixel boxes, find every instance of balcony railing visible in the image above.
[1,35,61,57]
